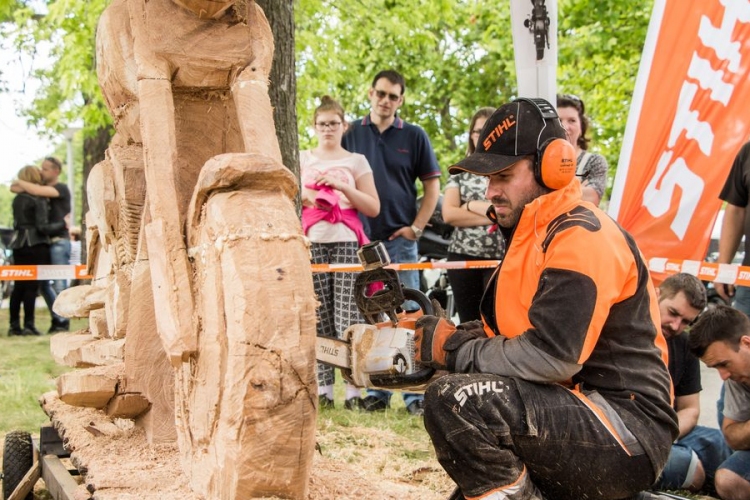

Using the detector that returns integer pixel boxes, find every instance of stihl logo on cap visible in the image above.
[482,116,516,151]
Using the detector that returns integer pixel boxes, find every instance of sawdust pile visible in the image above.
[38,392,455,499]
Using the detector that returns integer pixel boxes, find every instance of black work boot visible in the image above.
[23,324,42,336]
[48,319,70,334]
[8,321,22,336]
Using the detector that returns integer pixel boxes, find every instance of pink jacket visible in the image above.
[301,185,370,246]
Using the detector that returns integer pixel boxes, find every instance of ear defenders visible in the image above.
[515,98,577,190]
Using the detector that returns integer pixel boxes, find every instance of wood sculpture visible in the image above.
[51,1,318,498]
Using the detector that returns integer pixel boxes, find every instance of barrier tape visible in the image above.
[649,258,750,286]
[0,265,91,281]
[5,259,746,284]
[310,260,501,273]
[0,261,501,281]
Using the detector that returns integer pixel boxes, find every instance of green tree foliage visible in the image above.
[2,0,111,136]
[296,0,516,172]
[295,0,654,192]
[558,0,654,192]
[0,185,14,227]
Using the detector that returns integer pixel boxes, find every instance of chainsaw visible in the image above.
[316,241,438,390]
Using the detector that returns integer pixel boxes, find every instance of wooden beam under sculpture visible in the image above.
[55,1,318,498]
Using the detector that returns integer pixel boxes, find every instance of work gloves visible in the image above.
[414,317,487,372]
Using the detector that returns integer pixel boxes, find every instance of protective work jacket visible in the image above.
[454,180,678,477]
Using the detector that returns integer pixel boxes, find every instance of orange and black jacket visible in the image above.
[453,180,678,476]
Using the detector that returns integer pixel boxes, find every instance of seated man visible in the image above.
[653,273,730,494]
[689,305,750,500]
[414,98,678,500]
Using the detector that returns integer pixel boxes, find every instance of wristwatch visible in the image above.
[411,224,424,239]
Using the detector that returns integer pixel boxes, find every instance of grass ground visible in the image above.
[0,305,85,437]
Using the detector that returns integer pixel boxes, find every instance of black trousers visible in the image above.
[424,374,665,500]
[446,251,497,323]
[9,244,50,328]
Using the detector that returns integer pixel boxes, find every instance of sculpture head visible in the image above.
[172,0,237,19]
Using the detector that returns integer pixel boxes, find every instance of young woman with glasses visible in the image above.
[556,94,609,207]
[441,107,506,323]
[300,95,380,410]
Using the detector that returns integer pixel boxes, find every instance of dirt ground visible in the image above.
[37,391,455,500]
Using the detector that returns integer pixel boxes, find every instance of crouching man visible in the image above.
[689,305,750,500]
[414,98,678,500]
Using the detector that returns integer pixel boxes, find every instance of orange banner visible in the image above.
[608,1,750,281]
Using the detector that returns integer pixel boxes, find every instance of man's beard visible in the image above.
[661,325,676,339]
[492,182,549,229]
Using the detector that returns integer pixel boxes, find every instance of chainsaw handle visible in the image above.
[402,287,434,316]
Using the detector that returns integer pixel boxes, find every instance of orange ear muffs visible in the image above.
[535,137,577,190]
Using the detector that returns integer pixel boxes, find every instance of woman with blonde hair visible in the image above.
[8,165,64,336]
[300,95,380,409]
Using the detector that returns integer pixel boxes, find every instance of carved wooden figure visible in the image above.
[55,1,317,498]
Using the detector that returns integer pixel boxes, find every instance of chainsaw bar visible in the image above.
[316,336,351,370]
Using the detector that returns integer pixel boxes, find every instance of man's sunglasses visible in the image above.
[374,89,401,102]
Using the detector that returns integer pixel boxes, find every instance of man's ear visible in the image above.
[655,287,661,300]
[740,335,750,349]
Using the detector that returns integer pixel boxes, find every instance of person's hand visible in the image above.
[414,316,456,370]
[314,174,345,192]
[430,298,447,319]
[414,318,488,371]
[716,282,735,303]
[389,226,415,241]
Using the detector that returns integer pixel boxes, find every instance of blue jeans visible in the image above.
[656,425,731,491]
[720,450,750,483]
[367,237,422,407]
[382,237,419,291]
[41,238,71,326]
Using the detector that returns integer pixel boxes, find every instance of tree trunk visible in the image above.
[255,0,299,208]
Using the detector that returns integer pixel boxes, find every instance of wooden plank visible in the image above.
[50,332,96,368]
[57,367,119,408]
[41,454,80,500]
[106,393,151,419]
[7,460,40,500]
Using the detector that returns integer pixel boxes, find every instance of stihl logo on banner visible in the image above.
[608,0,750,280]
[0,266,37,280]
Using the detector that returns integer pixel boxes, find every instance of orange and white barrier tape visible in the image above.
[649,258,750,285]
[310,260,501,273]
[0,257,750,287]
[8,259,744,284]
[0,261,501,280]
[0,265,91,281]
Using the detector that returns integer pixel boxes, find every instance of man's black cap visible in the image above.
[449,98,567,176]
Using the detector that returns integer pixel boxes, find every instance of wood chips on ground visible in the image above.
[39,392,454,499]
